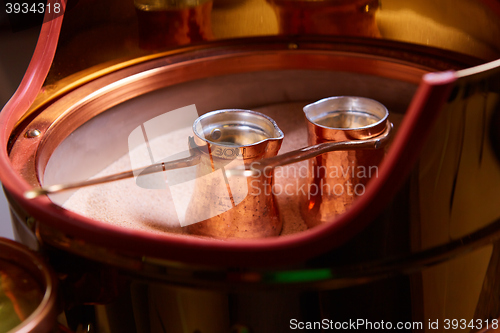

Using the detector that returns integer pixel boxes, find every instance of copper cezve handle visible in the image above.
[24,123,392,199]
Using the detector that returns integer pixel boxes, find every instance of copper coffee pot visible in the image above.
[299,96,390,227]
[185,109,285,238]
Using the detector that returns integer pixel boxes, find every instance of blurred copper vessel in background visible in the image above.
[0,238,58,333]
[134,0,214,49]
[301,96,389,227]
[267,0,380,37]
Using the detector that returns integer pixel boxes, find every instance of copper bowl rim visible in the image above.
[193,108,285,148]
[303,95,389,130]
[0,35,479,267]
[303,95,390,140]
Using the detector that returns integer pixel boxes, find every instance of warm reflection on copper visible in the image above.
[135,0,214,49]
[37,0,500,88]
[267,0,380,37]
[300,97,389,228]
[186,110,284,239]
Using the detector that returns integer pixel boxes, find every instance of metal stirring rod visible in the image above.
[24,152,202,199]
[24,123,391,199]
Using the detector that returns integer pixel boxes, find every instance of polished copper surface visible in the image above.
[187,109,284,238]
[301,97,390,227]
[3,38,478,269]
[1,3,500,330]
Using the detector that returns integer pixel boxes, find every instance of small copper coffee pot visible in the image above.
[300,96,390,227]
[186,109,285,239]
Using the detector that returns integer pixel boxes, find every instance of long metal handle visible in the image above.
[229,121,393,176]
[24,123,392,199]
[24,153,202,199]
